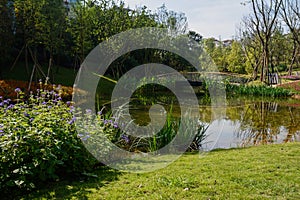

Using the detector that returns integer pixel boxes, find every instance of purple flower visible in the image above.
[0,129,3,133]
[69,106,75,113]
[3,100,9,104]
[15,88,21,93]
[0,133,4,137]
[0,102,3,107]
[85,109,92,114]
[82,135,91,141]
[42,102,47,105]
[48,106,52,109]
[121,134,130,143]
[66,101,71,106]
[30,118,34,122]
[7,104,14,109]
[113,122,118,128]
[68,117,76,125]
[24,112,29,117]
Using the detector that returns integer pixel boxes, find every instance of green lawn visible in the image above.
[21,142,300,200]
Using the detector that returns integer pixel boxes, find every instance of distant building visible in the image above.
[213,38,233,47]
[222,39,233,47]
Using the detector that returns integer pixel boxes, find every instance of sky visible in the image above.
[123,0,252,40]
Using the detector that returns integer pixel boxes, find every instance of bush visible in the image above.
[0,87,117,194]
[275,64,287,72]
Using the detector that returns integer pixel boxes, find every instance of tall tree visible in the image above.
[227,41,246,74]
[38,0,67,75]
[250,0,283,83]
[238,16,263,79]
[155,4,188,36]
[280,0,300,75]
[0,0,14,76]
[14,0,45,74]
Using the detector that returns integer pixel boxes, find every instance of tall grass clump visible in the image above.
[0,84,119,195]
[226,84,292,97]
[113,106,208,153]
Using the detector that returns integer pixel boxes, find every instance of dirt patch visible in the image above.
[277,80,300,92]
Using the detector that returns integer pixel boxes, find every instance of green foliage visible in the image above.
[0,0,14,66]
[113,107,207,153]
[203,38,231,72]
[226,84,292,97]
[227,41,246,74]
[0,87,119,194]
[67,0,158,63]
[275,64,287,72]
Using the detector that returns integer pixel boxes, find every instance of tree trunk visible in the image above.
[288,43,298,76]
[25,46,29,75]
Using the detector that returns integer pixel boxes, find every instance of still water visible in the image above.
[125,96,300,150]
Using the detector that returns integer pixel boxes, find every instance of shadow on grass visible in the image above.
[19,166,122,200]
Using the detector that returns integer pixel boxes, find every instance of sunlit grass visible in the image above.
[22,142,300,200]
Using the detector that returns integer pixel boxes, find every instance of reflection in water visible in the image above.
[237,101,300,146]
[100,94,300,149]
[200,98,300,149]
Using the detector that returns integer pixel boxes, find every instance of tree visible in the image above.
[280,0,300,75]
[68,0,158,68]
[270,27,289,70]
[203,38,229,72]
[227,41,246,74]
[14,0,47,74]
[155,4,188,36]
[0,0,14,76]
[249,0,283,83]
[238,16,263,79]
[38,0,67,75]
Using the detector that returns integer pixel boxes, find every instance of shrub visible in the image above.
[0,87,117,194]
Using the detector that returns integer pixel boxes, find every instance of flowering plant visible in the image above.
[0,85,119,194]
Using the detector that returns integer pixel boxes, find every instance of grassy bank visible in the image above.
[21,142,300,200]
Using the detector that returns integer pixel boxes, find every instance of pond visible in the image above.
[98,92,300,151]
[201,97,300,150]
